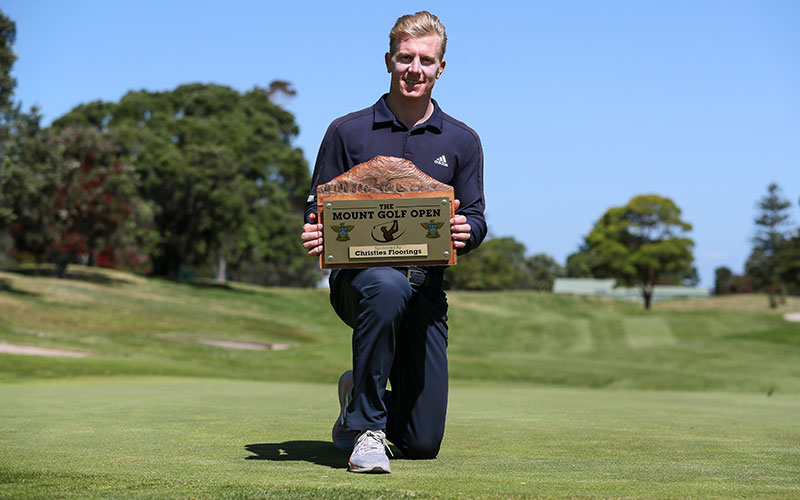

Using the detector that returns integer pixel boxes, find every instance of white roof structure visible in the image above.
[553,278,710,302]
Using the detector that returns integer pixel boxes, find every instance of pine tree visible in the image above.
[745,183,793,306]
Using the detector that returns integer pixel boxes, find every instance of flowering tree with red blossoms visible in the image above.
[48,129,154,275]
[7,127,155,276]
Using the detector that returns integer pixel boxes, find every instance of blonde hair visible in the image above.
[389,11,447,60]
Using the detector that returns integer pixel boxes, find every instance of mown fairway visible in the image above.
[1,378,799,500]
[1,266,800,499]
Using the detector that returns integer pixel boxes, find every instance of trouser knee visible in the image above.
[330,268,413,329]
[355,268,413,322]
[365,268,412,302]
[398,438,441,459]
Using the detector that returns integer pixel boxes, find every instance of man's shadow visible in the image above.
[245,441,350,469]
[244,440,404,469]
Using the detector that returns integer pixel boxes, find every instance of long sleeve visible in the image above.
[304,120,348,223]
[451,131,487,255]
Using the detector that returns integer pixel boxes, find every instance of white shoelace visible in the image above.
[354,430,393,457]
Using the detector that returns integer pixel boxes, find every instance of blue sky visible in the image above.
[4,0,800,287]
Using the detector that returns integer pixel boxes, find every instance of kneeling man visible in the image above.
[301,10,486,473]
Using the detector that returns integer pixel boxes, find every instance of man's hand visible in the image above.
[301,213,324,256]
[450,199,471,249]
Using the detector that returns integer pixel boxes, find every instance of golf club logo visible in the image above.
[421,219,445,238]
[372,220,405,243]
[331,222,354,241]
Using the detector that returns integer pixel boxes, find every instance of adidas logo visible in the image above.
[433,155,449,167]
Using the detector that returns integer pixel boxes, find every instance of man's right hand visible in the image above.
[301,212,324,256]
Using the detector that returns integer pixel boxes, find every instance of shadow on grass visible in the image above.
[0,278,40,297]
[185,279,256,295]
[245,441,349,469]
[3,267,131,285]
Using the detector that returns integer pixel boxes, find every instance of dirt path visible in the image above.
[196,338,289,350]
[784,312,800,322]
[0,342,90,357]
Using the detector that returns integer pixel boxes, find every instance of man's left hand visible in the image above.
[450,199,471,249]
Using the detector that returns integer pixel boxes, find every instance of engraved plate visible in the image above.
[317,156,456,269]
[349,244,429,259]
[323,196,449,266]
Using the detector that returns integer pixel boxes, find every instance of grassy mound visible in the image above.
[2,266,799,393]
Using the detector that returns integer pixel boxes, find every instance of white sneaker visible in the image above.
[348,430,392,473]
[332,370,358,450]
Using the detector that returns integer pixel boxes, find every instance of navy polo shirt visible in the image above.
[306,94,486,254]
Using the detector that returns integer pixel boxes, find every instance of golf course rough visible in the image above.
[2,266,800,498]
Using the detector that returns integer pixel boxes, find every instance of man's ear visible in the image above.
[385,52,392,73]
[437,60,446,79]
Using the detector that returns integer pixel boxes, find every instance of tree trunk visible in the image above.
[215,250,226,283]
[642,288,653,310]
[641,272,655,310]
[766,284,780,308]
[55,260,68,279]
[151,244,181,279]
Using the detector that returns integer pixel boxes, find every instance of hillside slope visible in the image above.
[2,266,799,393]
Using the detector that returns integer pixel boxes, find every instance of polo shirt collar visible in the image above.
[373,94,443,132]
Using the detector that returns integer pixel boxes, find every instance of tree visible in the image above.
[775,232,800,295]
[0,11,66,264]
[3,125,154,276]
[745,183,793,306]
[713,266,755,295]
[0,10,16,114]
[714,266,733,295]
[730,274,754,294]
[578,194,695,309]
[53,83,316,284]
[1,114,66,262]
[445,237,564,291]
[0,9,19,227]
[753,183,792,254]
[2,10,155,277]
[666,265,700,287]
[565,243,600,278]
[446,237,531,290]
[48,128,154,275]
[226,206,319,287]
[526,253,564,291]
[773,194,800,296]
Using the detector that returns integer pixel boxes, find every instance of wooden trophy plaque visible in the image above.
[317,156,456,269]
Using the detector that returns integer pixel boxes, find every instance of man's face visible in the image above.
[385,34,446,101]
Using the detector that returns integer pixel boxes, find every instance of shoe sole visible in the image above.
[332,371,356,450]
[348,462,391,474]
[337,370,352,421]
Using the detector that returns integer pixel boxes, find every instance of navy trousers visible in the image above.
[329,266,449,459]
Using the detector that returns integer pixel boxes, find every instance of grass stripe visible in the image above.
[1,378,799,499]
[623,316,676,348]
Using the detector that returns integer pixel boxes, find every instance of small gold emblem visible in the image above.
[421,220,445,238]
[331,222,354,241]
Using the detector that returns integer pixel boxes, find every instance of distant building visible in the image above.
[553,278,710,302]
[553,278,617,296]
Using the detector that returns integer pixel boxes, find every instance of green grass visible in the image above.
[2,265,800,498]
[1,377,798,500]
[2,266,799,393]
